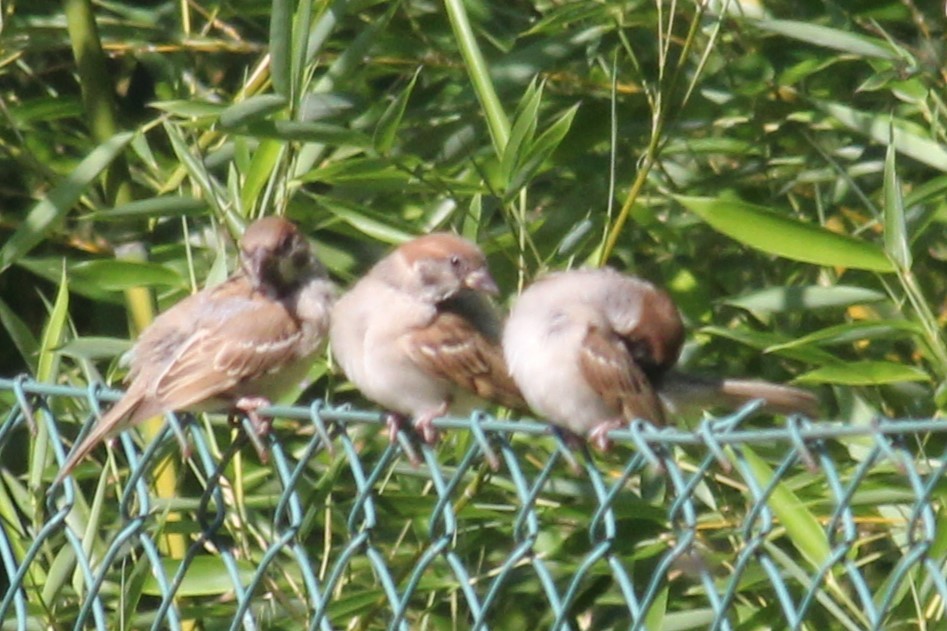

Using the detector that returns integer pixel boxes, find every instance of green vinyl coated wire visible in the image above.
[2,375,947,630]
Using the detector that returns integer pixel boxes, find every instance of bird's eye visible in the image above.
[449,255,461,267]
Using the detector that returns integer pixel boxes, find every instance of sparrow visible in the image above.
[329,233,524,445]
[56,216,335,482]
[503,268,819,449]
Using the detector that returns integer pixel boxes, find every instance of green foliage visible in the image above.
[1,0,946,627]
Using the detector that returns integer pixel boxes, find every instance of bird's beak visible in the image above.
[465,269,499,295]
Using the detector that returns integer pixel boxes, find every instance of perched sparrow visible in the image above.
[503,268,819,449]
[56,217,335,481]
[330,233,523,444]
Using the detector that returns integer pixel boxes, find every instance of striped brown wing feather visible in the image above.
[142,283,303,420]
[578,324,665,425]
[405,311,525,410]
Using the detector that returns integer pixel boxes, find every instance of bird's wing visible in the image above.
[404,310,525,410]
[144,282,304,416]
[577,323,666,425]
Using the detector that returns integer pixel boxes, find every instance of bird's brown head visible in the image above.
[240,217,323,296]
[602,271,685,380]
[394,233,499,303]
[626,284,685,378]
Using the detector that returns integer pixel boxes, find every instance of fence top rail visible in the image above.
[2,374,941,447]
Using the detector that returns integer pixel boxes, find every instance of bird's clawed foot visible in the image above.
[415,403,447,445]
[385,403,447,466]
[385,412,422,466]
[172,413,195,461]
[385,413,407,444]
[235,396,274,462]
[588,419,626,452]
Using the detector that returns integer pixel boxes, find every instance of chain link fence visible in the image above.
[2,375,946,630]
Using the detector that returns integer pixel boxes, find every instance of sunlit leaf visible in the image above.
[796,361,930,385]
[142,557,255,596]
[162,122,221,206]
[700,326,842,364]
[500,78,543,187]
[30,265,70,486]
[739,446,831,570]
[507,103,578,198]
[241,139,284,214]
[18,258,185,293]
[677,196,894,272]
[374,67,421,154]
[765,320,924,353]
[57,336,132,360]
[36,265,70,383]
[883,141,911,270]
[725,286,886,312]
[318,197,415,244]
[69,260,186,291]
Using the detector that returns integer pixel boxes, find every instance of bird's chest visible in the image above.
[360,299,453,416]
[518,318,622,431]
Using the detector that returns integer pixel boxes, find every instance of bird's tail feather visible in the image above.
[660,372,819,419]
[53,394,141,485]
[718,378,819,417]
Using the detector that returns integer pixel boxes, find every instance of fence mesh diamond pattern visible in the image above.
[1,375,946,630]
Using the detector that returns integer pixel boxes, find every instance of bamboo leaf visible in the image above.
[69,260,186,291]
[57,336,133,361]
[219,95,288,128]
[740,445,831,570]
[752,19,898,60]
[318,197,415,244]
[269,0,293,96]
[765,320,924,353]
[18,258,185,294]
[817,100,947,172]
[36,265,70,383]
[796,361,930,385]
[90,196,209,220]
[0,297,39,373]
[725,286,886,312]
[0,132,134,272]
[150,100,226,118]
[700,326,843,364]
[506,103,578,198]
[500,79,543,186]
[677,196,894,272]
[31,265,70,486]
[162,121,222,207]
[883,140,911,270]
[374,67,421,155]
[242,139,285,214]
[142,557,255,597]
[443,0,509,155]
